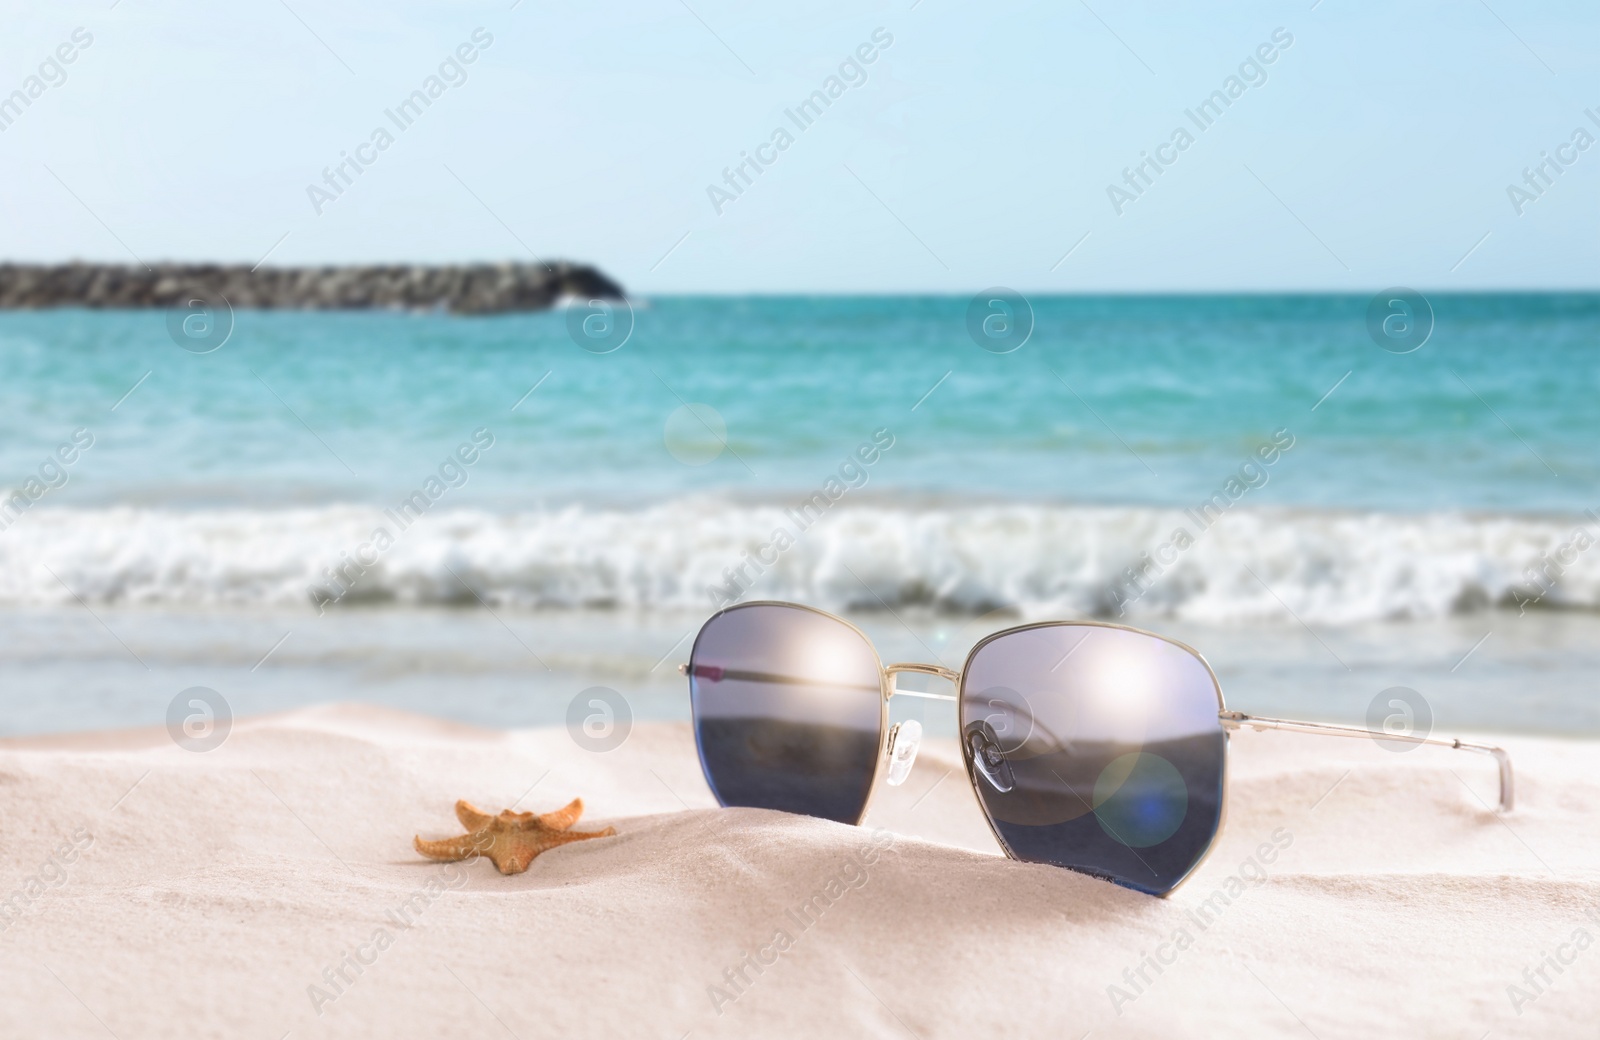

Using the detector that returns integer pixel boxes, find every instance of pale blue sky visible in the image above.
[0,0,1594,292]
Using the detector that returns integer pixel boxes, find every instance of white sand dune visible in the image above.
[1,704,1596,1038]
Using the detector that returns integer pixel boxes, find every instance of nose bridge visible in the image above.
[884,661,961,701]
[885,661,960,683]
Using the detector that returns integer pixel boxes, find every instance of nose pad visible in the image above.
[884,720,923,787]
[965,723,1015,793]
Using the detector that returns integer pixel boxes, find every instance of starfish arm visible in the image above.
[495,826,614,875]
[549,825,616,845]
[537,798,586,831]
[454,800,495,831]
[414,833,482,862]
[494,842,540,875]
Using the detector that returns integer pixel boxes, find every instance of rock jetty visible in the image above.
[0,262,625,314]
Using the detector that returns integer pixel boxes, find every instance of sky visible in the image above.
[0,0,1594,293]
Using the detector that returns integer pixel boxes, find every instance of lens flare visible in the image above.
[960,623,1224,896]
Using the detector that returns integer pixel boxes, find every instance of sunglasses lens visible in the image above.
[960,625,1225,895]
[689,604,884,824]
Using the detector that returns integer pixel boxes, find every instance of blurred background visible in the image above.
[0,1,1595,741]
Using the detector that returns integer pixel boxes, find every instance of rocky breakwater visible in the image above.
[0,262,625,314]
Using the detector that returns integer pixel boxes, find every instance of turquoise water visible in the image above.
[2,294,1593,512]
[2,294,1597,737]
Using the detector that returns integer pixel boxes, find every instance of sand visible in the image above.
[1,704,1596,1039]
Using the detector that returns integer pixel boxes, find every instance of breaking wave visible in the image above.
[0,500,1595,625]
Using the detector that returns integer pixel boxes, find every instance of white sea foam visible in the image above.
[0,501,1595,624]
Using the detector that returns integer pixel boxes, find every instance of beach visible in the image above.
[2,295,1597,1037]
[2,703,1594,1038]
[6,0,1597,1031]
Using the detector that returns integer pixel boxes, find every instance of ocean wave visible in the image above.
[0,501,1594,624]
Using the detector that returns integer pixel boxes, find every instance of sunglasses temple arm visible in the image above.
[1218,710,1514,812]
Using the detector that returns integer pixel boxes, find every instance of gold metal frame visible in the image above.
[1217,710,1514,810]
[683,600,1515,897]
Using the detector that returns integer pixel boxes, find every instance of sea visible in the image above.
[2,294,1597,740]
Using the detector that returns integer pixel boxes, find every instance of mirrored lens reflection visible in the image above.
[690,604,884,824]
[960,625,1225,895]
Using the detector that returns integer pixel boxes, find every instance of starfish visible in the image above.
[413,798,616,875]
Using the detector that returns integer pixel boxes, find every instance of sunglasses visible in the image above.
[682,601,1514,896]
